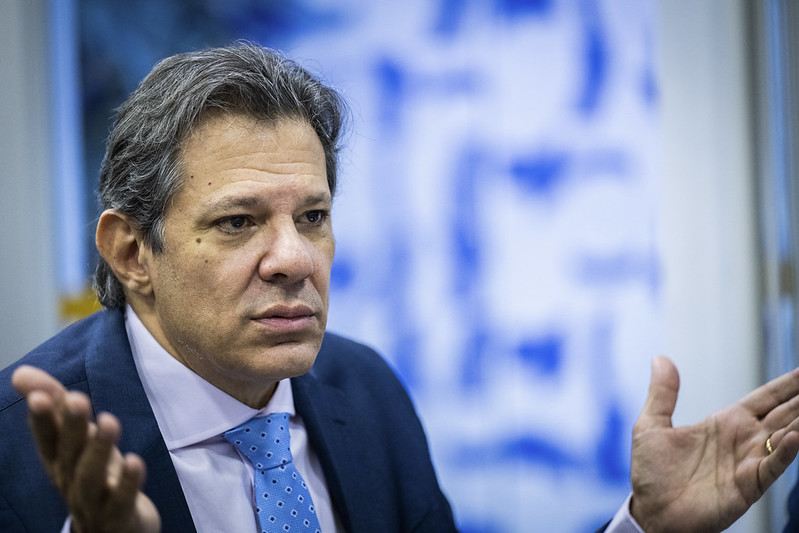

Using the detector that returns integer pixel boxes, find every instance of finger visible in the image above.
[12,365,68,401]
[27,390,60,463]
[105,454,146,519]
[762,392,799,431]
[72,412,121,509]
[635,356,680,432]
[17,366,71,465]
[764,413,799,450]
[758,431,799,494]
[740,367,799,417]
[121,453,146,491]
[56,392,92,489]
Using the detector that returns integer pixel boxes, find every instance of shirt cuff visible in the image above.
[61,515,74,533]
[605,493,645,533]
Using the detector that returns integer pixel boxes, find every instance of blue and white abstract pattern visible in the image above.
[77,1,659,531]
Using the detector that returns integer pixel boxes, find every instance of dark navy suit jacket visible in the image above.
[785,478,799,532]
[0,309,456,532]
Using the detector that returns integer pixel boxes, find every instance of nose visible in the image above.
[257,220,315,284]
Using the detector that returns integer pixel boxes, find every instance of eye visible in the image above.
[216,215,253,233]
[303,210,329,225]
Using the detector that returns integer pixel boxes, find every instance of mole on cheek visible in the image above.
[195,238,201,244]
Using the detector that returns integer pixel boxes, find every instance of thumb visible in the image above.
[637,355,680,431]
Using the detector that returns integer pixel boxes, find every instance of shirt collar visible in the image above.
[125,305,295,451]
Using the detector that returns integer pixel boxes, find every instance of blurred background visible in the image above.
[2,0,798,531]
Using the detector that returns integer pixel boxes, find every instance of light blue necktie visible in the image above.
[224,413,322,533]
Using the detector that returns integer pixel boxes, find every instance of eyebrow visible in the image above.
[300,192,333,206]
[209,196,260,211]
[206,192,332,212]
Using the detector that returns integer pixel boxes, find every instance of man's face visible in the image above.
[137,114,335,407]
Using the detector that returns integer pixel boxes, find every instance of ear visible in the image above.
[95,210,154,298]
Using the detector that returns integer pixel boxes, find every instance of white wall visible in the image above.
[656,0,765,530]
[0,0,59,366]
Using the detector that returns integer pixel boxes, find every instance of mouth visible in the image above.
[251,304,318,333]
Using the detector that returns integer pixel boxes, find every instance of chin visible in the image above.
[260,342,320,379]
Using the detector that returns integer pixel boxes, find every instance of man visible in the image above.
[1,44,799,533]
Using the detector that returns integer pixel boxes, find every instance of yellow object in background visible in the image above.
[59,287,101,324]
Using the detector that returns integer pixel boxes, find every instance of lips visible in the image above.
[251,304,317,332]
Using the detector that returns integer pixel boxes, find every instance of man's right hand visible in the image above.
[11,365,161,533]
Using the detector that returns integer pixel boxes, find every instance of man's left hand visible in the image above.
[630,356,799,533]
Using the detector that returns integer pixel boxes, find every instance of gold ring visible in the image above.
[766,437,774,455]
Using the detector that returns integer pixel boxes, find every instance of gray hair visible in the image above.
[93,44,348,309]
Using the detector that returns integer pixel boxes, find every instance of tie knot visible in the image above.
[224,412,292,470]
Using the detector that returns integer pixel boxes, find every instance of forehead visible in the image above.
[180,112,322,167]
[172,113,329,207]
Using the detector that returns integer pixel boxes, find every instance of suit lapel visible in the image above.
[292,370,357,531]
[83,310,196,533]
[293,358,403,533]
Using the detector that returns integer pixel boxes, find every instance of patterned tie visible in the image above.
[224,413,322,533]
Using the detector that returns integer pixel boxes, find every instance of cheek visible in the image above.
[199,243,263,281]
[317,233,336,264]
[156,250,249,311]
[313,240,336,284]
